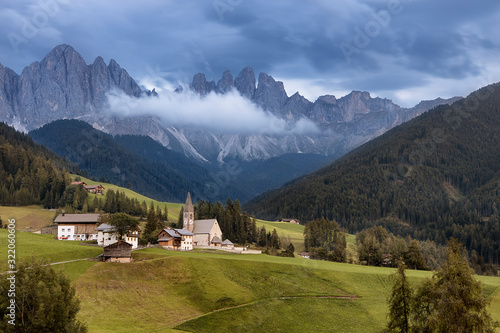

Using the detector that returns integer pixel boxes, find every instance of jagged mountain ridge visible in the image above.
[244,82,500,263]
[0,44,460,165]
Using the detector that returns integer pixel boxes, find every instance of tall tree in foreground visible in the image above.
[422,239,498,333]
[386,261,412,333]
[0,259,87,332]
[387,238,498,332]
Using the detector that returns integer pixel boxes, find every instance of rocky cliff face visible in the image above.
[0,44,461,164]
[0,44,143,130]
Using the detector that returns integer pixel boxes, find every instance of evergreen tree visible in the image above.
[386,261,412,333]
[422,239,498,332]
[177,207,184,228]
[258,226,267,247]
[405,240,427,270]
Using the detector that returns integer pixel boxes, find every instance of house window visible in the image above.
[62,228,65,232]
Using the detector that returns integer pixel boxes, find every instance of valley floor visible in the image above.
[0,205,499,332]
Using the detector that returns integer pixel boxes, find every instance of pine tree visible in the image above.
[405,240,427,270]
[423,239,498,332]
[386,261,412,333]
[177,207,184,228]
[163,203,168,222]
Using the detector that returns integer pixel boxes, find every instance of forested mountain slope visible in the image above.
[29,120,211,203]
[0,122,77,206]
[245,83,500,264]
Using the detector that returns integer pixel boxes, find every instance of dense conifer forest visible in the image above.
[246,83,500,265]
[0,122,78,206]
[29,119,210,203]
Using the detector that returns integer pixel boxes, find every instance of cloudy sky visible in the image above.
[1,0,499,107]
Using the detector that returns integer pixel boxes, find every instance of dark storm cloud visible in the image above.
[0,0,499,107]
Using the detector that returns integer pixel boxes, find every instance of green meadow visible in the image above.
[0,205,56,230]
[1,203,499,332]
[70,174,184,220]
[0,229,102,271]
[255,219,306,252]
[72,248,500,333]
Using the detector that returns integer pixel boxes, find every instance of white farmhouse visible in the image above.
[55,213,100,241]
[96,223,140,249]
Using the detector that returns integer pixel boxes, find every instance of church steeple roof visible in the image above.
[185,192,193,213]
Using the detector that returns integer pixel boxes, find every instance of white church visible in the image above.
[183,193,225,247]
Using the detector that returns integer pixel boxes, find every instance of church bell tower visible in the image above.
[183,192,194,232]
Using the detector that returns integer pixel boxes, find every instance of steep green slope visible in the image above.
[29,120,210,203]
[246,83,500,264]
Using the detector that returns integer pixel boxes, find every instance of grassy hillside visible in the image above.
[0,205,56,230]
[73,248,500,333]
[70,174,183,220]
[0,229,102,270]
[255,219,306,252]
[0,231,498,332]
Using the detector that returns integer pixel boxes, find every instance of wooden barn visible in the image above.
[84,184,105,195]
[279,218,300,224]
[102,241,132,263]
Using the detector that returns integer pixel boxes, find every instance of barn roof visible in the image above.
[84,185,104,190]
[158,237,173,242]
[104,240,132,249]
[211,236,222,244]
[193,219,218,234]
[55,213,100,224]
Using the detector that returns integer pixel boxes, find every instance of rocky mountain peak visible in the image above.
[281,92,312,120]
[190,73,216,95]
[40,44,86,72]
[107,59,143,97]
[216,70,234,93]
[91,56,106,69]
[317,95,337,104]
[254,72,288,112]
[234,66,256,99]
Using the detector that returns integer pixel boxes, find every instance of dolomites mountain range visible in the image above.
[0,44,461,165]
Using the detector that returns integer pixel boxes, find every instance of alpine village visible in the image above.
[1,44,500,332]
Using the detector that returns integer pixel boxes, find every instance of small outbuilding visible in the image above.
[210,235,222,247]
[221,239,234,249]
[279,218,300,224]
[102,241,132,263]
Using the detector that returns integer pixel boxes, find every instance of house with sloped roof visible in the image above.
[84,184,105,195]
[183,193,224,247]
[157,228,194,251]
[55,213,100,241]
[102,241,132,263]
[96,223,140,249]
